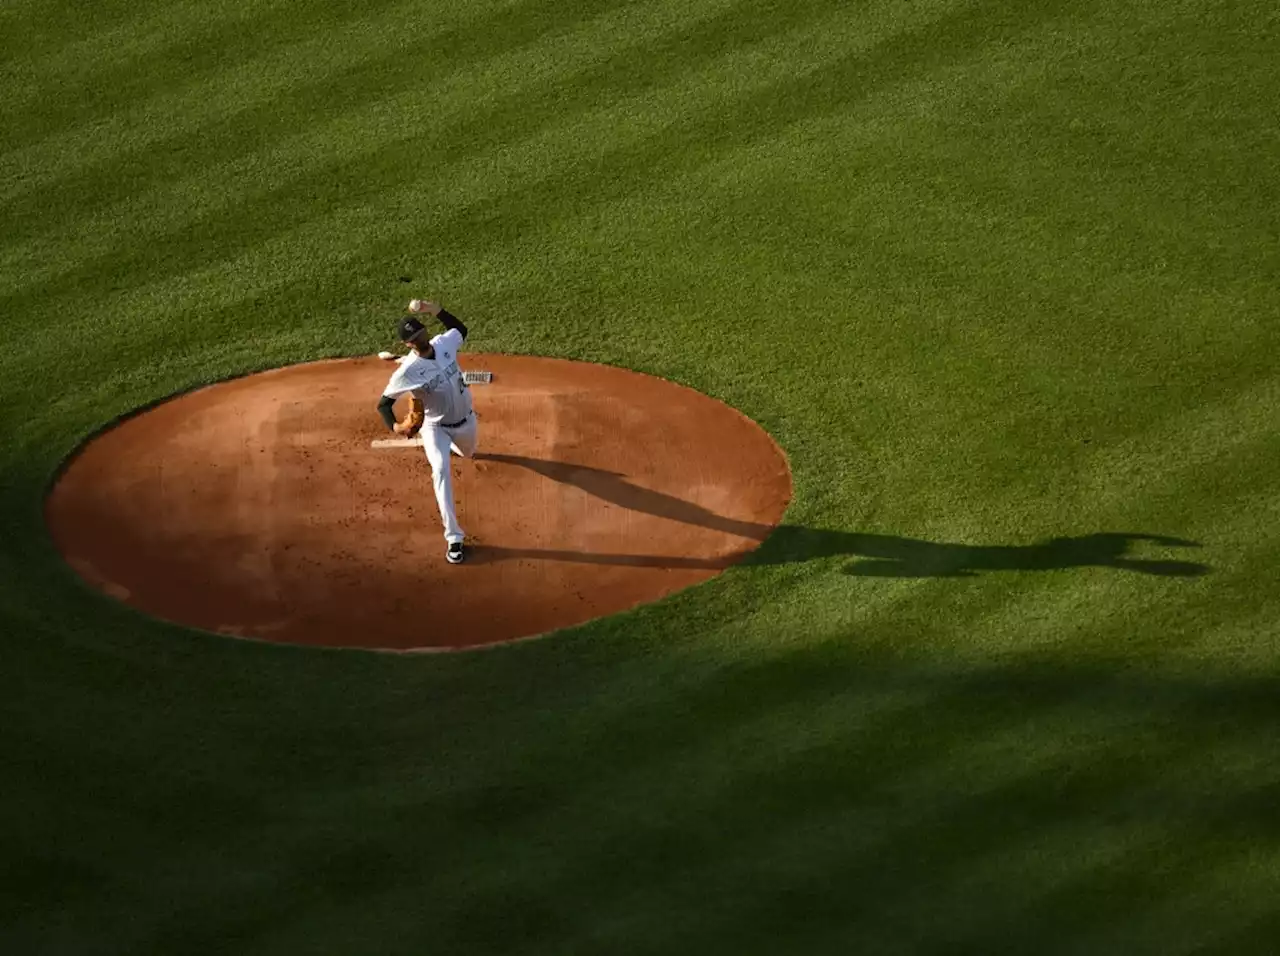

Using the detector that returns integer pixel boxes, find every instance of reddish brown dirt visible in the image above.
[46,355,792,651]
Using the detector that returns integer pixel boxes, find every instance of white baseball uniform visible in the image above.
[381,327,477,544]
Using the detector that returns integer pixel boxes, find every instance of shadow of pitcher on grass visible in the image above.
[757,528,1210,579]
[470,454,1210,578]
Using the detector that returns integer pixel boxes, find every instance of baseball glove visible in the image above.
[394,393,425,437]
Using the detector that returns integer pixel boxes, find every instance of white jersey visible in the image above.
[382,328,473,425]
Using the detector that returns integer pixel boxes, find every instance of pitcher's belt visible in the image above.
[439,415,470,429]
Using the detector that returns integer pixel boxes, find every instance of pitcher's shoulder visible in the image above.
[387,354,424,385]
[433,326,465,352]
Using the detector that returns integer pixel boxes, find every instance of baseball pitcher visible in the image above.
[377,300,477,564]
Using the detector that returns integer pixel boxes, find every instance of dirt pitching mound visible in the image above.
[46,355,791,651]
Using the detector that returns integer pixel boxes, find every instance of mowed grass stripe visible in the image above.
[0,0,158,66]
[0,0,885,297]
[5,0,830,324]
[4,0,1004,364]
[0,0,628,226]
[4,0,1091,320]
[1,0,588,153]
[0,0,286,89]
[0,0,747,290]
[1077,374,1280,513]
[0,0,468,201]
[2,0,308,135]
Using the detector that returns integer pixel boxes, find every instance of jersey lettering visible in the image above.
[381,334,473,426]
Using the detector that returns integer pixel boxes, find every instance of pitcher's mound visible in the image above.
[46,355,791,651]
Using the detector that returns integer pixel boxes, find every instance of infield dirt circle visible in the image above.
[47,355,792,651]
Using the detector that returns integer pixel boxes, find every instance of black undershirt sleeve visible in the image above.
[377,394,398,431]
[438,308,468,340]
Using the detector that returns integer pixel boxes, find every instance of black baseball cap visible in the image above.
[397,316,426,342]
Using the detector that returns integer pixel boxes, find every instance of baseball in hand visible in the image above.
[377,351,396,361]
[408,299,425,313]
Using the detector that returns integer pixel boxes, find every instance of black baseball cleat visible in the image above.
[446,541,466,565]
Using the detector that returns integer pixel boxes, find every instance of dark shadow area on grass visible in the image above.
[3,535,1252,954]
[771,527,1211,579]
[472,453,1210,578]
[425,649,1280,953]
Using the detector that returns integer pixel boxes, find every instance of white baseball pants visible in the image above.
[423,416,478,543]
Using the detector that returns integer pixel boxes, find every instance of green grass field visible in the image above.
[3,0,1279,952]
